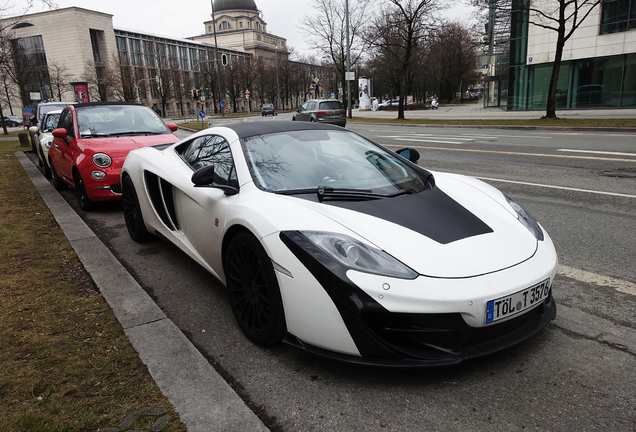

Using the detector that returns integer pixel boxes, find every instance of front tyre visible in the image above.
[51,162,67,191]
[73,171,93,211]
[225,232,286,345]
[122,176,154,242]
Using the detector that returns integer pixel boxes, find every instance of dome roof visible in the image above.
[214,0,258,12]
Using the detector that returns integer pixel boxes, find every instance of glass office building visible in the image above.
[487,0,636,110]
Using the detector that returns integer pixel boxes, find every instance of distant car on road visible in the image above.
[49,102,180,210]
[292,99,346,127]
[3,115,22,127]
[261,103,277,116]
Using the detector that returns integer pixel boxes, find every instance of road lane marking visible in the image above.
[379,143,636,163]
[558,149,636,157]
[475,176,636,198]
[559,265,636,296]
[393,138,465,144]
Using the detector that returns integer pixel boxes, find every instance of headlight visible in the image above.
[41,136,54,149]
[506,196,544,241]
[93,153,112,168]
[298,231,418,279]
[91,170,106,180]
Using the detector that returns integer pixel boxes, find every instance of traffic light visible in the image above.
[221,54,228,66]
[189,89,193,98]
[193,89,198,99]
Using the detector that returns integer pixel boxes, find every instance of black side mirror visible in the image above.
[396,147,420,163]
[191,165,239,195]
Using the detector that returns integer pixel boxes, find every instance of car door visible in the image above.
[50,108,77,183]
[297,101,311,121]
[171,134,239,278]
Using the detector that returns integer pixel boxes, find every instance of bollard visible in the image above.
[18,132,30,148]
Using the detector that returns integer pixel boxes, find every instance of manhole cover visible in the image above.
[598,168,636,178]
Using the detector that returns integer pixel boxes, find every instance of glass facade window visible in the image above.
[144,41,155,68]
[622,54,636,106]
[116,36,129,64]
[179,46,189,70]
[600,0,636,34]
[130,39,142,66]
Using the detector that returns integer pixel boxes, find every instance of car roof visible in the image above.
[44,110,63,115]
[223,121,344,139]
[73,102,146,108]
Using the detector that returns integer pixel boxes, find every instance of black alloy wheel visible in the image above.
[42,159,51,179]
[225,232,286,345]
[73,171,93,211]
[122,176,154,242]
[51,162,67,191]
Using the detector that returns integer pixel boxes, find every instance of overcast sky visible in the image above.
[13,0,476,55]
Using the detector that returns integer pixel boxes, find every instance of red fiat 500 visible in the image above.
[49,102,180,210]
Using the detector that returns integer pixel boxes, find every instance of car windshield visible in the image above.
[242,130,428,196]
[263,104,273,108]
[43,113,60,131]
[76,105,169,137]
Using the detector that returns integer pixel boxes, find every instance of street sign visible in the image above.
[245,88,250,95]
[199,110,205,117]
[345,72,355,81]
[201,100,205,106]
[331,92,335,99]
[314,78,319,83]
[225,107,229,113]
[220,102,225,108]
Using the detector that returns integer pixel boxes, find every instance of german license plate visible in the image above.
[485,279,551,323]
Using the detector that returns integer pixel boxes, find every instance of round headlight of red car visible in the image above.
[91,170,106,180]
[93,153,112,168]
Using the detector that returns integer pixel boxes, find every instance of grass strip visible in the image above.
[0,141,186,432]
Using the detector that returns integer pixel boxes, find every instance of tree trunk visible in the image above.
[545,27,565,119]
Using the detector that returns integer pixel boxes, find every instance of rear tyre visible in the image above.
[51,163,67,191]
[42,160,52,179]
[73,171,94,211]
[225,232,286,345]
[122,176,154,242]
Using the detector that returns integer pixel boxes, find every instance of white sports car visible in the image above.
[121,122,557,367]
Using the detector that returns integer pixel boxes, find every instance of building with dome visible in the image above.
[188,0,287,61]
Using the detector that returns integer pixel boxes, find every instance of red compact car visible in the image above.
[49,102,180,210]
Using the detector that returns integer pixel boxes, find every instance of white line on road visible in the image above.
[557,149,636,157]
[559,265,636,296]
[378,143,636,163]
[393,138,465,144]
[475,176,636,199]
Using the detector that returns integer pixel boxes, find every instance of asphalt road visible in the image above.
[31,120,636,431]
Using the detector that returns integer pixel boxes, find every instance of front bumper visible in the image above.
[278,230,557,367]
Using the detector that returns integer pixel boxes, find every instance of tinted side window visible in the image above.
[182,135,234,185]
[58,109,75,139]
[301,102,310,111]
[308,101,318,110]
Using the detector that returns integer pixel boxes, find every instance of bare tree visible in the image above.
[366,0,441,118]
[81,60,118,101]
[427,21,480,102]
[299,0,369,110]
[527,0,601,118]
[47,59,72,101]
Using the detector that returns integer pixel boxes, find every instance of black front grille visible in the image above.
[361,295,554,361]
[111,183,122,194]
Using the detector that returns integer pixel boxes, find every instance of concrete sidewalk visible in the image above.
[353,102,636,120]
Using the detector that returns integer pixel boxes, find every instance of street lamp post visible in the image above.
[136,75,159,104]
[346,0,352,119]
[211,0,225,117]
[275,43,281,110]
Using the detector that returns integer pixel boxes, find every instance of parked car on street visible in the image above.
[49,102,180,210]
[261,103,277,116]
[3,115,23,127]
[121,121,557,367]
[292,99,346,127]
[29,109,62,179]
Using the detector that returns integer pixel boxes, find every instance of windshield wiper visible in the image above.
[79,133,107,138]
[108,131,162,136]
[276,186,412,203]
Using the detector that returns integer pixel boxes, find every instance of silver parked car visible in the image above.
[292,99,346,127]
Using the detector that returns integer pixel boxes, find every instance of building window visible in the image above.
[240,22,243,28]
[220,21,229,30]
[179,46,189,70]
[130,38,142,66]
[208,25,212,32]
[116,36,129,64]
[600,0,636,34]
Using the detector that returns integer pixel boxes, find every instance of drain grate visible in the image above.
[598,168,636,178]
